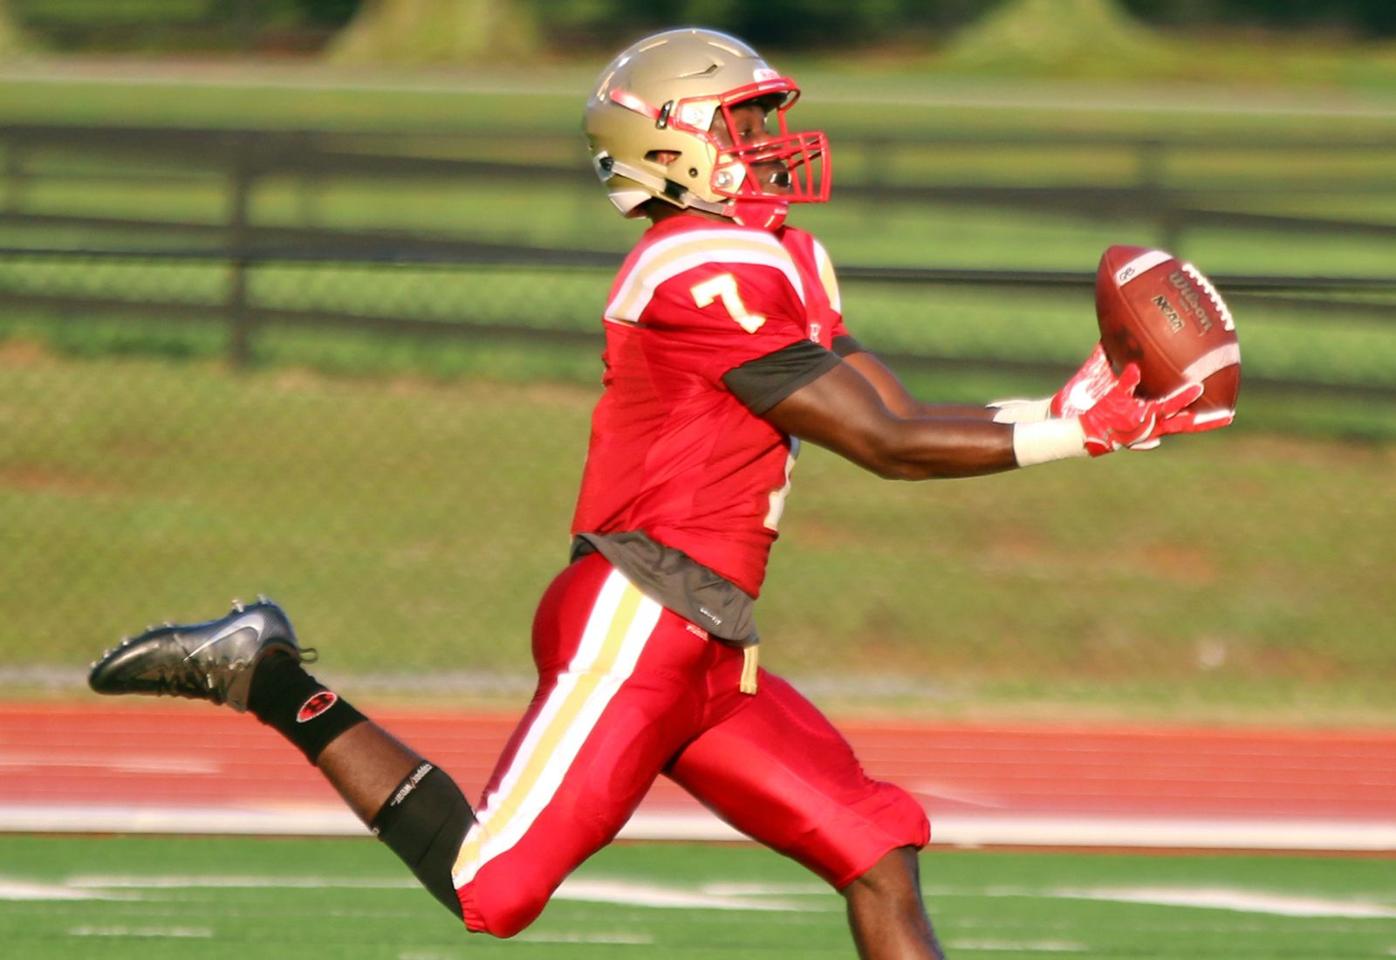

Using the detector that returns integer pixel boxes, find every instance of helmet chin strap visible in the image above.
[601,156,788,230]
[727,197,788,231]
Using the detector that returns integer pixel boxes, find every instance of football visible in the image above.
[1094,245,1240,416]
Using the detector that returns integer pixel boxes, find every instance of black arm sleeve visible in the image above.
[722,339,841,414]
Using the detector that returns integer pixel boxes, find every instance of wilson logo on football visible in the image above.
[296,691,338,723]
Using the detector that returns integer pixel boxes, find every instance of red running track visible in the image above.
[2,703,1393,851]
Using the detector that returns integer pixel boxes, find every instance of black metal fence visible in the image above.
[2,123,1394,399]
[9,0,341,54]
[2,123,1393,718]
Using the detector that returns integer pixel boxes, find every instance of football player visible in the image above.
[89,28,1224,959]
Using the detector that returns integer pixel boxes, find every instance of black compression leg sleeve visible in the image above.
[371,762,475,919]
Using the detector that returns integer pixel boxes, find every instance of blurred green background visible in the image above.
[0,0,1392,724]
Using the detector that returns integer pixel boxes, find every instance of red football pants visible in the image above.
[453,553,929,937]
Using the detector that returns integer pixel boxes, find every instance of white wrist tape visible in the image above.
[1012,418,1087,467]
[989,397,1052,424]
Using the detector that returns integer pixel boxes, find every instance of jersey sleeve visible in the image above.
[722,339,840,414]
[807,234,851,343]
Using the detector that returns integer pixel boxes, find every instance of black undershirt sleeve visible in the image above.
[831,334,865,357]
[722,339,841,415]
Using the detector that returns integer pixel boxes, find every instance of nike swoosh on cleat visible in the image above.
[182,621,259,662]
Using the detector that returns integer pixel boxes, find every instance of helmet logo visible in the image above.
[753,67,779,81]
[678,102,715,129]
[714,165,744,191]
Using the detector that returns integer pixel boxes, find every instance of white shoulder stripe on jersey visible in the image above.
[608,249,806,323]
[633,227,788,271]
[809,238,842,314]
[606,229,805,323]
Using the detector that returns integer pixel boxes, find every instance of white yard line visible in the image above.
[11,871,1395,926]
[516,931,654,945]
[554,879,808,912]
[1047,886,1396,919]
[68,925,212,938]
[51,872,809,913]
[2,803,1392,852]
[949,941,1087,953]
[0,880,138,901]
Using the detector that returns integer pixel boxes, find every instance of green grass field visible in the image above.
[2,346,1392,722]
[1,64,1393,721]
[2,836,1393,959]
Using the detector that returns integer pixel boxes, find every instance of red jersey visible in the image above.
[571,214,847,599]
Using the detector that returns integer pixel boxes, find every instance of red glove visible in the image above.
[1078,364,1227,456]
[990,343,1120,424]
[1050,342,1120,417]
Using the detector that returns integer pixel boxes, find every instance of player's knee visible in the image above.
[847,846,923,908]
[888,786,932,848]
[483,893,549,940]
[461,882,550,939]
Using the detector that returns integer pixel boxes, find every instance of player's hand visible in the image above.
[1050,342,1119,417]
[990,342,1119,424]
[1078,364,1224,456]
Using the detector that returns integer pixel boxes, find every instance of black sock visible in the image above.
[247,653,366,764]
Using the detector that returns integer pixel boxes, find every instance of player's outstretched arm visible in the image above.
[765,360,1019,479]
[764,360,1223,480]
[838,350,1001,421]
[840,342,1121,424]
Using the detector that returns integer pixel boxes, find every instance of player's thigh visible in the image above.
[454,556,710,935]
[666,670,929,890]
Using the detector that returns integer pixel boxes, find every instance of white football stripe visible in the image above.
[1191,409,1234,426]
[1114,249,1172,287]
[1182,343,1241,383]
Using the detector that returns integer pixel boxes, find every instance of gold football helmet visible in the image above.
[584,28,830,230]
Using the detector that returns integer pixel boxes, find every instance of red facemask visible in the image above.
[668,78,831,228]
[607,75,831,230]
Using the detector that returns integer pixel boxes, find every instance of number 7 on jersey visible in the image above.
[691,273,766,333]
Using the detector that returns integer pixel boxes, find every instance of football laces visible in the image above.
[1181,263,1235,332]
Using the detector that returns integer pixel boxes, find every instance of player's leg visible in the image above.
[666,666,943,960]
[451,554,717,936]
[844,846,945,960]
[88,600,474,918]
